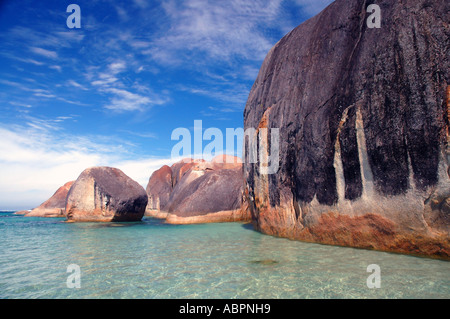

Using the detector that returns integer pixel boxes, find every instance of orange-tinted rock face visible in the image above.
[244,0,450,259]
[167,166,244,217]
[146,165,173,211]
[255,209,450,259]
[170,158,200,187]
[66,167,147,222]
[25,181,74,217]
[211,155,243,170]
[146,156,250,223]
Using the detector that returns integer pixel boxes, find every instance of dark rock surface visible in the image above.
[25,181,74,217]
[243,0,450,258]
[66,167,147,222]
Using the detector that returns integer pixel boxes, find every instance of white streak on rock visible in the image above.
[356,107,375,199]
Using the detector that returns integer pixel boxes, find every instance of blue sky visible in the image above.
[0,0,333,209]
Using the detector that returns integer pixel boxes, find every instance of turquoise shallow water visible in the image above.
[0,211,448,299]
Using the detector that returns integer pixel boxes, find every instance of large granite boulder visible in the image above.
[166,161,245,224]
[244,0,450,259]
[145,158,198,218]
[66,167,147,222]
[25,181,74,217]
[146,156,250,224]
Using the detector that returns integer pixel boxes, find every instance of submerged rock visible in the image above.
[250,259,279,266]
[25,181,74,217]
[243,0,450,259]
[66,167,147,222]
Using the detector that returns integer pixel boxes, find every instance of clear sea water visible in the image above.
[0,211,448,299]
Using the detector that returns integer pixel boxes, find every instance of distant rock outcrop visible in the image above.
[66,167,147,222]
[243,0,450,259]
[146,156,250,224]
[14,210,30,215]
[25,181,74,217]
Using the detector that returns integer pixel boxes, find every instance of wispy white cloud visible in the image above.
[67,80,88,90]
[115,5,129,21]
[1,53,45,66]
[178,83,251,108]
[9,101,32,108]
[6,26,85,49]
[84,57,169,112]
[104,88,152,111]
[0,81,51,97]
[103,88,167,112]
[53,31,85,43]
[49,65,62,72]
[108,61,127,74]
[0,79,28,90]
[148,0,284,65]
[133,0,149,9]
[92,76,119,87]
[34,92,57,99]
[119,129,158,139]
[0,79,87,106]
[29,47,58,59]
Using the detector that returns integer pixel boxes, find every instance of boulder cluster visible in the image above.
[19,0,449,259]
[22,155,249,224]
